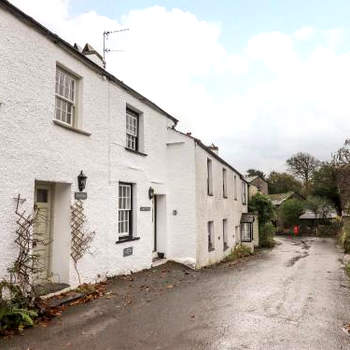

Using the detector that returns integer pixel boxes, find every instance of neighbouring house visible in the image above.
[0,0,254,291]
[167,130,255,267]
[245,175,269,198]
[267,192,305,209]
[299,210,339,235]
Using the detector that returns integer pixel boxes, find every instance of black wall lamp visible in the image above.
[148,186,155,200]
[77,170,87,192]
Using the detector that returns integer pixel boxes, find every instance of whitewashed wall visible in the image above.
[0,7,175,287]
[195,145,248,267]
[166,129,197,267]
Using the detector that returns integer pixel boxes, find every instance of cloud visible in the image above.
[294,27,315,41]
[9,0,350,173]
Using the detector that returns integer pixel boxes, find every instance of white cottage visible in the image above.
[0,0,256,291]
[166,129,251,267]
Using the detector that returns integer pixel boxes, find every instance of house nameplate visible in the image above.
[140,206,151,212]
[123,247,133,257]
[75,192,87,200]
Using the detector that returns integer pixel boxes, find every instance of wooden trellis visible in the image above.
[8,194,45,300]
[70,200,95,284]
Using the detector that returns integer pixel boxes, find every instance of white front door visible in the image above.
[33,184,52,282]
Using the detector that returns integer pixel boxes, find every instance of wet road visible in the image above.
[3,237,350,350]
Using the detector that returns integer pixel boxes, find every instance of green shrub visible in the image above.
[345,262,350,278]
[318,220,342,236]
[339,218,350,253]
[279,199,305,228]
[249,193,275,226]
[0,303,37,332]
[0,280,38,333]
[260,222,276,248]
[224,244,252,262]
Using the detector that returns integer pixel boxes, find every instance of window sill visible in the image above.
[125,147,148,157]
[116,236,140,244]
[223,195,228,199]
[208,247,215,252]
[53,120,91,136]
[208,193,214,197]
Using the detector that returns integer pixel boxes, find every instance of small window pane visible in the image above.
[36,189,48,203]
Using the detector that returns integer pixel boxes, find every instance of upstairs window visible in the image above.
[126,108,139,151]
[242,182,247,205]
[207,158,213,196]
[223,168,227,198]
[234,175,237,200]
[118,183,133,238]
[55,67,77,126]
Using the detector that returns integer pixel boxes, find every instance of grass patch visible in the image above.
[345,262,350,278]
[223,244,253,262]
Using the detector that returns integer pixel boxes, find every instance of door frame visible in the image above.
[153,195,157,253]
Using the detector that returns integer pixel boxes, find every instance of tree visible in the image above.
[305,196,333,219]
[249,193,275,226]
[333,139,350,214]
[248,193,275,247]
[279,199,305,228]
[267,171,302,194]
[246,169,265,180]
[311,162,342,215]
[286,152,320,193]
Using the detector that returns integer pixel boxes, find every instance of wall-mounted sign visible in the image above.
[140,206,151,212]
[75,192,87,200]
[123,247,133,257]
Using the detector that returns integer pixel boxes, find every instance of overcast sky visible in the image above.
[11,0,350,174]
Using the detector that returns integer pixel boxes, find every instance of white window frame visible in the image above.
[242,181,247,205]
[55,67,77,127]
[223,168,227,198]
[207,158,213,196]
[118,183,133,238]
[126,108,139,151]
[208,221,214,251]
[241,223,252,242]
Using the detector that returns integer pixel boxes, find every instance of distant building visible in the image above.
[267,192,304,209]
[245,175,269,199]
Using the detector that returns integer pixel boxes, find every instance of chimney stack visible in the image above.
[81,43,106,68]
[208,143,219,154]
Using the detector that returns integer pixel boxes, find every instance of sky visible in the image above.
[10,0,350,173]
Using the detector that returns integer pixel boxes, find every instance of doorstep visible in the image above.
[34,282,70,298]
[152,258,168,268]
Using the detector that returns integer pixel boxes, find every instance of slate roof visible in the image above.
[299,210,338,220]
[267,192,297,206]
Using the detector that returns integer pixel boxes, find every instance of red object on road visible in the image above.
[293,225,299,235]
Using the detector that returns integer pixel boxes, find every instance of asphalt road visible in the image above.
[2,237,350,350]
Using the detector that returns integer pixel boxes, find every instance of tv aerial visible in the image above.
[103,28,130,66]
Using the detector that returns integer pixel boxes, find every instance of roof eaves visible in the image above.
[171,129,246,181]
